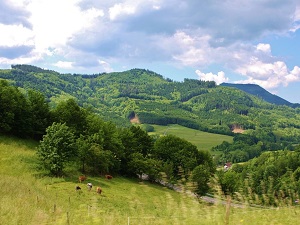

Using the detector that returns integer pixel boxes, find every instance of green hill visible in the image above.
[1,64,300,143]
[220,82,295,107]
[1,135,299,225]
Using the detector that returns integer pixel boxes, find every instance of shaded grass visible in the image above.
[149,124,233,151]
[1,135,300,225]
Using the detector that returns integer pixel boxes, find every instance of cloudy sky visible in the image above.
[1,0,300,103]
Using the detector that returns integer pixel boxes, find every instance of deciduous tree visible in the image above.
[37,122,76,176]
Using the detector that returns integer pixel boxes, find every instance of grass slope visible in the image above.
[1,135,299,225]
[149,124,233,151]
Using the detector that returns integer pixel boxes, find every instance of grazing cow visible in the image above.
[79,175,87,183]
[75,186,81,191]
[105,174,113,180]
[96,186,102,194]
[87,182,93,191]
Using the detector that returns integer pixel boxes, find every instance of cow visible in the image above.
[105,174,113,180]
[96,186,102,194]
[87,182,93,191]
[79,175,87,183]
[75,186,82,191]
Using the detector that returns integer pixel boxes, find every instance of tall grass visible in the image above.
[1,135,300,225]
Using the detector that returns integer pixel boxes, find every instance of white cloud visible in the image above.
[195,70,229,85]
[235,59,300,89]
[53,61,74,69]
[285,66,300,85]
[109,3,136,21]
[27,0,104,51]
[0,24,33,47]
[256,43,271,53]
[99,60,113,72]
[172,31,212,66]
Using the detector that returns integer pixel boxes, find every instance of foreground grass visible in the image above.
[149,124,233,151]
[1,135,299,225]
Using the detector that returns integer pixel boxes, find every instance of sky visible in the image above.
[0,0,300,103]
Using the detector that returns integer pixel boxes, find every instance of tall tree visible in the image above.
[37,122,76,176]
[153,135,202,180]
[0,80,30,137]
[191,164,211,196]
[27,89,51,139]
[52,99,87,136]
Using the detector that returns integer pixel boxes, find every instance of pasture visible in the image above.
[1,135,299,225]
[148,124,233,151]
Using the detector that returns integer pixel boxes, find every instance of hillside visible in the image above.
[220,82,295,107]
[1,135,300,225]
[1,64,300,143]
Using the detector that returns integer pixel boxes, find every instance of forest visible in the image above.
[1,64,300,205]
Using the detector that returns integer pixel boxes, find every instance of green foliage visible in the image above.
[27,89,52,139]
[0,80,31,137]
[190,164,211,195]
[52,98,88,136]
[217,170,241,195]
[2,65,300,145]
[127,153,162,181]
[153,135,214,180]
[220,150,300,206]
[37,122,76,176]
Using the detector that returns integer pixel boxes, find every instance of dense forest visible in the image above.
[1,64,300,204]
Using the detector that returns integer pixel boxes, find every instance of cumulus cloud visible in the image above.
[0,0,300,94]
[109,2,136,21]
[195,70,229,85]
[53,61,74,69]
[0,24,33,47]
[235,59,300,89]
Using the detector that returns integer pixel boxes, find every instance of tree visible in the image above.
[0,80,31,137]
[52,99,87,136]
[127,153,162,181]
[129,125,154,156]
[190,164,211,196]
[27,89,51,139]
[153,135,201,180]
[37,122,76,176]
[217,170,241,195]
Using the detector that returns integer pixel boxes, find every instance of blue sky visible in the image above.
[1,0,300,103]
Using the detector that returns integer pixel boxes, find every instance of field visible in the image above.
[1,135,300,225]
[149,124,233,151]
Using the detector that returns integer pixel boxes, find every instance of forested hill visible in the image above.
[1,64,300,143]
[220,82,298,107]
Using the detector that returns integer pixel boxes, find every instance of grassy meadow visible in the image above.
[1,135,300,225]
[149,124,233,151]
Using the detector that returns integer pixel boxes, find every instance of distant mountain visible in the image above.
[220,83,297,107]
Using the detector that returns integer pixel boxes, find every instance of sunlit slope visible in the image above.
[149,124,233,151]
[1,135,299,225]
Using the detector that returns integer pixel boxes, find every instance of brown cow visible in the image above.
[105,174,113,180]
[79,175,87,183]
[96,186,102,194]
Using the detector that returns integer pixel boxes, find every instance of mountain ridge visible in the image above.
[220,82,297,107]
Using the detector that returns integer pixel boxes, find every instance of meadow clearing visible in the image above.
[149,124,233,151]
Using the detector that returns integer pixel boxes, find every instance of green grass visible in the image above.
[149,124,233,151]
[1,135,300,225]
